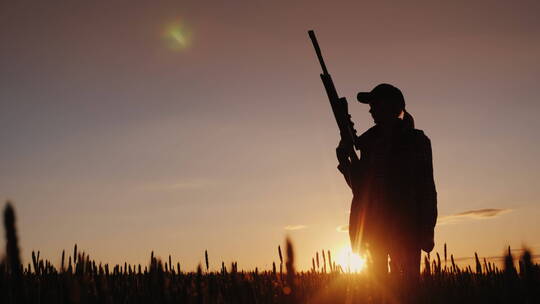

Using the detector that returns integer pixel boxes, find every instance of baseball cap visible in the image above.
[357,83,405,109]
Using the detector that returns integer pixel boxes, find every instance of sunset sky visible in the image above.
[1,0,539,271]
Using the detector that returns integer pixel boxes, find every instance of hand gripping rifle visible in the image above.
[308,30,359,161]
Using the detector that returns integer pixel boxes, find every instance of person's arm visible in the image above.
[336,140,353,188]
[417,133,438,252]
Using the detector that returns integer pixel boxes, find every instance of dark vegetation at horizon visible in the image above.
[2,202,539,303]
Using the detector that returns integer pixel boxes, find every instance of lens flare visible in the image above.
[163,20,191,50]
[336,245,366,272]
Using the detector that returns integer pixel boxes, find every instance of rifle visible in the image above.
[308,30,359,161]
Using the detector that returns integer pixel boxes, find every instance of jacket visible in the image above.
[337,119,437,252]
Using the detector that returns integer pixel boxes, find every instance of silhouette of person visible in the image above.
[336,83,437,278]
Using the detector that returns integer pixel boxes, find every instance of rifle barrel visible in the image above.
[308,30,329,75]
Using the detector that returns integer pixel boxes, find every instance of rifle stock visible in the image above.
[308,30,359,160]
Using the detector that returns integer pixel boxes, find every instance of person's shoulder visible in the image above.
[360,125,378,136]
[408,128,432,145]
[357,125,378,141]
[356,126,379,149]
[411,128,429,139]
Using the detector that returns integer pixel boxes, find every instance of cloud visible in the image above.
[453,249,540,262]
[437,208,512,225]
[336,225,349,233]
[284,225,307,231]
[335,209,510,230]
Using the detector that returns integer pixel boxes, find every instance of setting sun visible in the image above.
[336,245,367,273]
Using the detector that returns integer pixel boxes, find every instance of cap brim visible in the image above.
[357,92,372,104]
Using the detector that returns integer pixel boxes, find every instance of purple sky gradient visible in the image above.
[1,0,539,270]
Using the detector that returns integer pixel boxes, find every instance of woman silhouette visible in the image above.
[336,83,437,278]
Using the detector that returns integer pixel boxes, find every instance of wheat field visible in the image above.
[2,203,539,303]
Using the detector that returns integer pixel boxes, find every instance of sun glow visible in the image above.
[163,19,191,50]
[336,245,367,273]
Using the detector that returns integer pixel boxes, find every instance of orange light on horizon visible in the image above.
[336,245,367,273]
